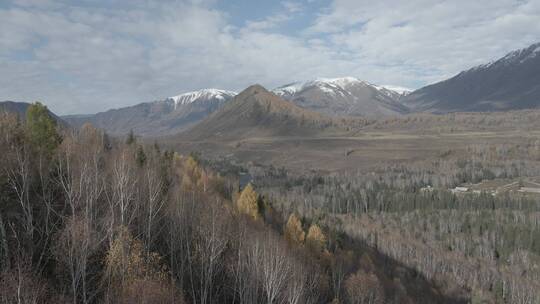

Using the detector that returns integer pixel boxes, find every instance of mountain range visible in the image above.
[4,42,540,138]
[63,89,236,136]
[62,79,408,137]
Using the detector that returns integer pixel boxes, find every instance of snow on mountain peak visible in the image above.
[379,85,413,95]
[273,77,412,99]
[168,89,237,109]
[314,77,363,87]
[472,42,540,71]
[274,77,367,96]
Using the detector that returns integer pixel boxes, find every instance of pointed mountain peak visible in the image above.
[232,84,301,112]
[238,84,271,96]
[178,83,334,141]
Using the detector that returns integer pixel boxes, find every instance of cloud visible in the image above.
[308,0,540,83]
[0,0,539,114]
[282,1,303,13]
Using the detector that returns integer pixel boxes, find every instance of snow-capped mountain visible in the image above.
[168,89,237,109]
[179,85,333,141]
[64,89,237,137]
[402,42,540,113]
[273,77,409,117]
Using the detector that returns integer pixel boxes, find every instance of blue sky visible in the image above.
[1,0,539,114]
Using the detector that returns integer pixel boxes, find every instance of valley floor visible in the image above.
[169,129,540,172]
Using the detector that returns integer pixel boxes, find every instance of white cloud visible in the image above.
[0,0,539,114]
[309,0,540,83]
[282,1,303,13]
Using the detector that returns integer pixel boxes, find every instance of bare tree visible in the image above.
[260,232,290,304]
[142,159,166,251]
[54,216,98,304]
[107,150,138,234]
[193,200,228,304]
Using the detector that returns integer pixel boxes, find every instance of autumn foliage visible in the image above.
[236,183,260,220]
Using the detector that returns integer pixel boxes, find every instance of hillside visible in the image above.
[403,42,540,113]
[178,84,341,141]
[274,77,409,117]
[1,101,68,127]
[63,89,236,137]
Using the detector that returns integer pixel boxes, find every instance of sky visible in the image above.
[1,0,539,115]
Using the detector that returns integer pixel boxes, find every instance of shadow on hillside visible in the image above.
[340,231,470,304]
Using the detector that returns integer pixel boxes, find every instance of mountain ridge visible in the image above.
[402,42,540,113]
[63,88,236,136]
[1,100,68,127]
[273,77,409,117]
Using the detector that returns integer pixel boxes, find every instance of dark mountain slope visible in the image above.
[1,101,68,127]
[403,42,540,113]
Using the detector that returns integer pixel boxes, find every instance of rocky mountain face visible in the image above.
[63,89,236,137]
[402,42,540,113]
[273,77,409,117]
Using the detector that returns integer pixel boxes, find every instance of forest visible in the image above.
[2,103,540,304]
[254,138,540,304]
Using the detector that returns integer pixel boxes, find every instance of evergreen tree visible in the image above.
[136,145,147,167]
[25,102,61,156]
[126,129,136,145]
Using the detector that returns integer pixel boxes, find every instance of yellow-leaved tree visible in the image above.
[105,226,184,303]
[181,155,202,192]
[306,224,326,252]
[236,183,260,220]
[285,213,305,244]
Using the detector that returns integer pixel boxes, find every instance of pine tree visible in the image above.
[25,101,61,156]
[136,145,147,167]
[126,129,136,145]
